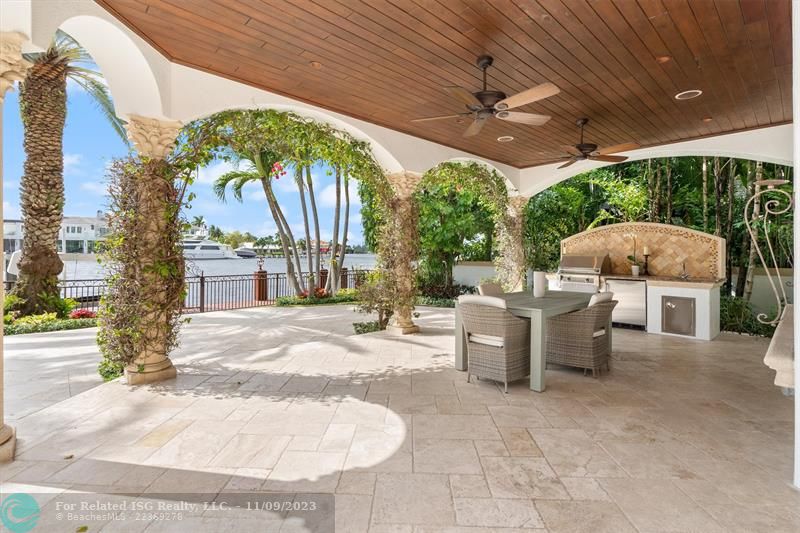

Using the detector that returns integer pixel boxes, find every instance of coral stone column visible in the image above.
[386,171,422,335]
[123,115,183,384]
[0,32,32,461]
[496,194,529,292]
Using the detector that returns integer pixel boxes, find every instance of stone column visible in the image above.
[385,171,422,335]
[123,115,183,385]
[0,31,32,461]
[496,194,529,292]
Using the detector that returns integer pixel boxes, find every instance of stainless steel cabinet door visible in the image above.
[604,279,647,326]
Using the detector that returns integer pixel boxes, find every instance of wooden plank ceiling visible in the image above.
[97,0,792,168]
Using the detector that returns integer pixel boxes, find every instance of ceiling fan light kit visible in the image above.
[411,55,559,137]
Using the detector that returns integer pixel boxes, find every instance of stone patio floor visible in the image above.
[1,304,798,532]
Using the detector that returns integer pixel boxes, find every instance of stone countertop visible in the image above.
[602,273,724,288]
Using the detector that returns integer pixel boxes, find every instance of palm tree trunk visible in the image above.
[326,165,342,293]
[652,160,662,222]
[665,158,672,222]
[736,162,753,297]
[744,161,763,301]
[646,159,655,221]
[295,165,313,286]
[265,183,306,293]
[14,57,68,315]
[702,156,709,232]
[335,173,351,294]
[306,166,322,288]
[725,159,735,291]
[260,178,301,294]
[713,157,722,236]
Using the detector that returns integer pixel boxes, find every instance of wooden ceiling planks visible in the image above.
[97,0,792,168]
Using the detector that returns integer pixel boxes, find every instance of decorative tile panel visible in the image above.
[561,222,725,280]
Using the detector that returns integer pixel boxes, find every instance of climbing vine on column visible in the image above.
[97,157,186,380]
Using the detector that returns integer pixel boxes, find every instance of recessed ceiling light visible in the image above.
[675,89,703,100]
[497,135,514,143]
[656,55,671,64]
[309,61,322,69]
[702,116,713,123]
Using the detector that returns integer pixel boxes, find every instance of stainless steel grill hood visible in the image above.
[557,254,611,292]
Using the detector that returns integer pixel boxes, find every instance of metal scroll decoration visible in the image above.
[743,179,793,325]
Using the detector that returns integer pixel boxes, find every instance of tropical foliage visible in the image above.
[182,109,384,296]
[524,157,793,301]
[13,30,126,315]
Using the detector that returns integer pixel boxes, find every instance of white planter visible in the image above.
[533,271,547,297]
[631,265,641,277]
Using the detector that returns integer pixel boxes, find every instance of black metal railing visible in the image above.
[4,268,370,314]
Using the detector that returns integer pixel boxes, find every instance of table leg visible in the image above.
[454,304,467,371]
[529,311,546,392]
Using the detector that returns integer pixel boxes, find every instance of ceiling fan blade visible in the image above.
[496,111,551,126]
[561,144,582,156]
[596,142,639,155]
[557,159,578,169]
[445,86,481,108]
[462,117,488,137]
[590,154,628,163]
[495,82,560,110]
[411,113,469,123]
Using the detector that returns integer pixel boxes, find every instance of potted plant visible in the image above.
[627,255,642,276]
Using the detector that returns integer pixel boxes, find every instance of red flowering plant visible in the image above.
[313,287,329,299]
[297,290,309,299]
[69,309,97,319]
[270,161,288,180]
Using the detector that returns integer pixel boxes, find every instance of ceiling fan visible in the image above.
[411,55,560,137]
[556,118,639,169]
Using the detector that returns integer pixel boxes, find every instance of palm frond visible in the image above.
[213,170,260,202]
[24,29,128,145]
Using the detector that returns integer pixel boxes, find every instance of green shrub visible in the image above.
[4,317,97,336]
[98,358,125,381]
[353,321,382,335]
[720,296,776,337]
[14,312,58,326]
[3,294,23,314]
[355,270,394,329]
[337,288,358,298]
[276,293,359,306]
[416,295,456,308]
[37,294,77,319]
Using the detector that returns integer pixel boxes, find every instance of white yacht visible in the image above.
[182,239,239,259]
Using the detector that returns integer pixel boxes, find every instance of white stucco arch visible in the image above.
[58,15,166,119]
[518,124,793,196]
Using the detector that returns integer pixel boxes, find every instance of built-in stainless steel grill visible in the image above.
[557,254,611,293]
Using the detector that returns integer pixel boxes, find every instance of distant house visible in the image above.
[3,212,110,254]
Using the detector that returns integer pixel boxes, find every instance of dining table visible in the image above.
[454,290,599,392]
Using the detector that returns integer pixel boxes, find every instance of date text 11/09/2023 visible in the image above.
[54,499,319,513]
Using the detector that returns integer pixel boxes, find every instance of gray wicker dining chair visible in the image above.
[478,282,503,297]
[457,294,530,393]
[545,300,618,377]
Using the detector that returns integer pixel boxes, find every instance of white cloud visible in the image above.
[3,201,20,219]
[80,180,107,195]
[319,181,361,208]
[64,153,84,176]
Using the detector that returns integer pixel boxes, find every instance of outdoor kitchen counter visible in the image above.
[602,274,724,289]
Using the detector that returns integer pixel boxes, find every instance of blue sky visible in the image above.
[2,83,365,243]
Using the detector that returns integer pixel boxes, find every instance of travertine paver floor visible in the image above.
[1,304,798,532]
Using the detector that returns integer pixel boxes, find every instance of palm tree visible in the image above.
[13,30,126,315]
